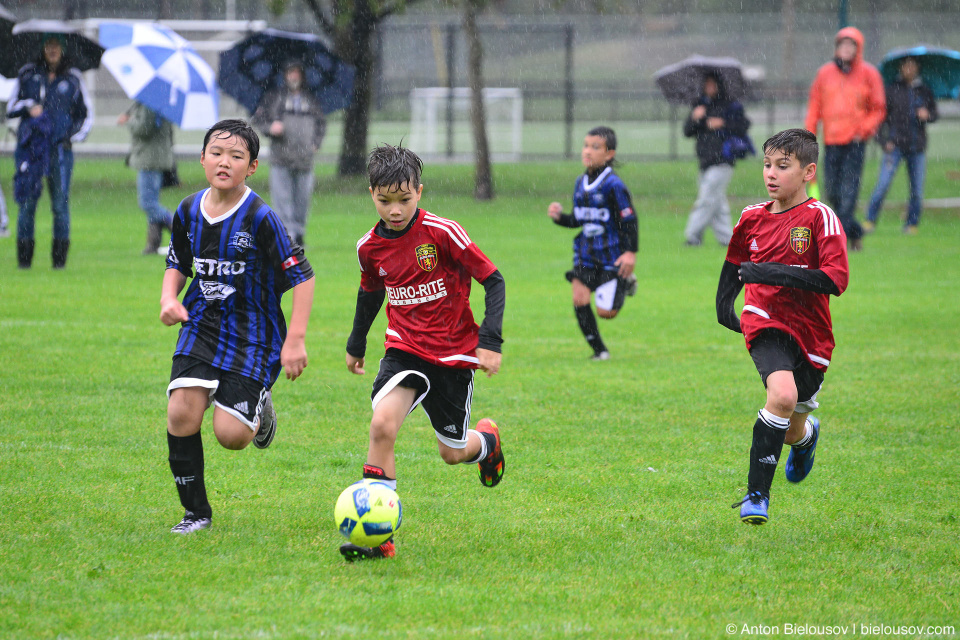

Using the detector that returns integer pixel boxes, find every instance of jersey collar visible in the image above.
[581,166,612,192]
[199,186,251,225]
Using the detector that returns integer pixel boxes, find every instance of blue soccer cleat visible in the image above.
[733,491,769,525]
[785,416,820,483]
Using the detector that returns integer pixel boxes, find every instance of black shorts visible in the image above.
[168,355,270,430]
[749,330,825,413]
[371,348,475,449]
[565,266,628,312]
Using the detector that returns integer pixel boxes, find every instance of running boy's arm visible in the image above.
[160,268,189,326]
[716,260,743,333]
[281,277,315,381]
[477,270,506,378]
[738,262,839,294]
[613,185,639,278]
[547,201,580,227]
[346,287,386,375]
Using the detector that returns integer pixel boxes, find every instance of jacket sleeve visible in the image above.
[859,68,887,140]
[683,110,702,138]
[314,107,327,150]
[251,91,280,134]
[69,69,93,143]
[804,71,823,135]
[726,102,750,137]
[923,86,938,124]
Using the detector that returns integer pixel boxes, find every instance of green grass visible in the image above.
[1,157,958,639]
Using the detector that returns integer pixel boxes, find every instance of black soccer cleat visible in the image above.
[340,538,396,561]
[253,391,276,449]
[170,511,211,534]
[476,418,504,487]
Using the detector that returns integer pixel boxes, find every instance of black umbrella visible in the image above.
[218,28,355,115]
[0,3,15,32]
[0,19,104,78]
[654,55,747,105]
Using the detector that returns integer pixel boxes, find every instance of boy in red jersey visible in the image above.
[341,144,506,560]
[716,128,849,525]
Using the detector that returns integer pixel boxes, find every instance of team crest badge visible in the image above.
[790,227,812,255]
[232,232,254,251]
[415,244,438,271]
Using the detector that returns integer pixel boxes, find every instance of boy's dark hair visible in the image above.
[368,144,423,190]
[202,119,260,162]
[762,128,818,167]
[587,126,617,151]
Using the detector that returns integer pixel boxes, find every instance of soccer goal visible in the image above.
[409,87,523,162]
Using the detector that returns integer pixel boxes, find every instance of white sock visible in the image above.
[758,408,790,430]
[463,429,487,465]
[792,419,814,449]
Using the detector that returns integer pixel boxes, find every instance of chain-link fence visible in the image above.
[2,5,959,161]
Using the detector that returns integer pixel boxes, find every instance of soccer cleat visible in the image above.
[476,418,504,487]
[732,491,769,525]
[253,391,276,449]
[340,538,396,561]
[170,512,211,534]
[785,416,820,484]
[862,220,876,234]
[591,351,610,361]
[623,273,638,297]
[902,225,918,235]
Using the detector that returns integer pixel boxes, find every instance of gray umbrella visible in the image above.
[654,55,747,105]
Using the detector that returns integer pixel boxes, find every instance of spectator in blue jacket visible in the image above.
[6,34,93,269]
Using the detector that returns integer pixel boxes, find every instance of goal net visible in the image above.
[409,87,523,162]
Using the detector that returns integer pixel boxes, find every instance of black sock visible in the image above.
[168,432,211,519]
[747,410,789,497]
[574,304,606,355]
[465,429,497,464]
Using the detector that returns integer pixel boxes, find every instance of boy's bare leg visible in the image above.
[367,386,417,479]
[212,408,257,450]
[167,387,208,437]
[437,432,482,465]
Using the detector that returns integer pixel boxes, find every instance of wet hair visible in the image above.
[368,143,423,190]
[762,128,818,167]
[202,119,260,162]
[587,126,617,151]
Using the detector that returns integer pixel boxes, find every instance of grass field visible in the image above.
[1,157,958,639]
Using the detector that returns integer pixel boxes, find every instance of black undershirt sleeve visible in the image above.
[552,212,580,228]
[739,262,840,295]
[716,260,744,333]
[618,216,639,253]
[477,270,505,353]
[346,287,386,359]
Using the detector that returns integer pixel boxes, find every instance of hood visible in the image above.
[835,26,865,66]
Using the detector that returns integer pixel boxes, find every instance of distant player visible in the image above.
[159,119,315,534]
[342,143,506,560]
[716,128,849,525]
[548,126,638,360]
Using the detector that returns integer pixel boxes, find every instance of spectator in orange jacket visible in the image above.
[805,26,886,251]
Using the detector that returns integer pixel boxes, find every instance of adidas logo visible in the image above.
[750,238,759,251]
[758,454,778,465]
[443,424,457,433]
[234,401,249,414]
[379,266,387,276]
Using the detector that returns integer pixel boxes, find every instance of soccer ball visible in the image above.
[334,479,402,547]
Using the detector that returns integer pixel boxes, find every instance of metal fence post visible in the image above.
[446,23,456,158]
[564,24,574,160]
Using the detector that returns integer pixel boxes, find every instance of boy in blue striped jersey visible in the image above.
[159,119,315,534]
[548,126,638,360]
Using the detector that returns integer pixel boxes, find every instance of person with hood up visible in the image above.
[682,72,751,247]
[805,26,886,252]
[6,34,93,269]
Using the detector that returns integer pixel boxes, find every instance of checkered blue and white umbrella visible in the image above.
[99,22,218,130]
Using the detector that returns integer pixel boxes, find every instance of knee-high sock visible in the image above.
[747,409,789,496]
[168,431,211,518]
[574,304,606,355]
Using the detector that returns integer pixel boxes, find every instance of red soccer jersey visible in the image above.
[725,198,850,371]
[356,209,498,368]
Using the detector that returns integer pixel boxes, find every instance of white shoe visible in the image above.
[171,512,211,534]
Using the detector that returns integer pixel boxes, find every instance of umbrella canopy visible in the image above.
[0,3,15,33]
[218,28,354,115]
[99,22,218,130]
[880,45,960,99]
[1,19,104,77]
[654,55,747,105]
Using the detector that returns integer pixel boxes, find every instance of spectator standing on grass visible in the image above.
[6,34,93,269]
[253,60,326,248]
[118,102,175,255]
[682,72,751,248]
[864,56,938,236]
[805,26,886,252]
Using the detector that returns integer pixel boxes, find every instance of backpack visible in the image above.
[720,103,755,162]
